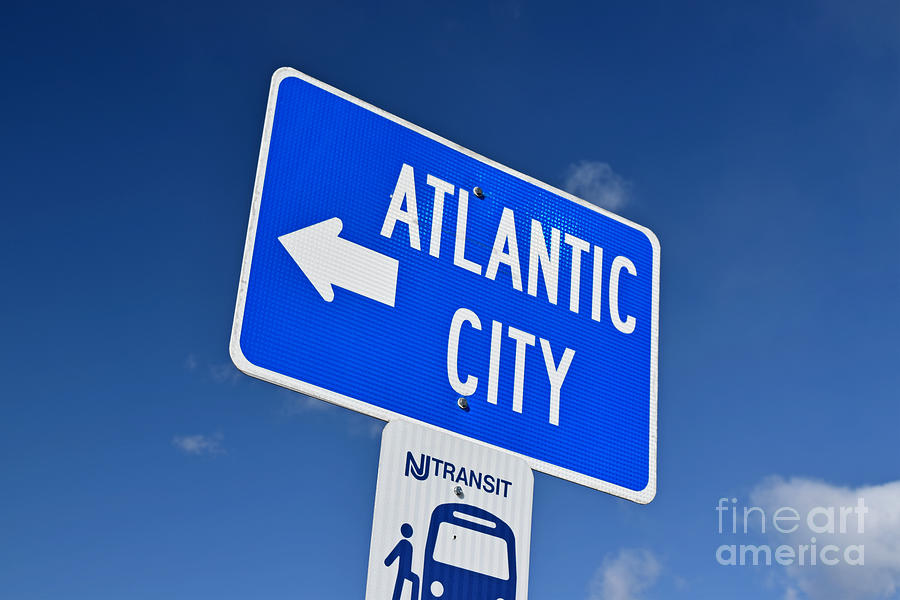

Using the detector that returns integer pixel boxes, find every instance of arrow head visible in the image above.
[278,217,344,302]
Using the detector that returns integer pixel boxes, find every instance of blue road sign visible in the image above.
[231,68,660,502]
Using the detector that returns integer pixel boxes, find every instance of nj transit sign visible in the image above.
[366,421,533,600]
[230,68,660,503]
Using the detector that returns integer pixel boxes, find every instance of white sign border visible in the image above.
[229,67,660,504]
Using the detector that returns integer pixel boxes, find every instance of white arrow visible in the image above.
[278,217,399,307]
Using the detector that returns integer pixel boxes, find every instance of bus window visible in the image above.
[432,521,510,580]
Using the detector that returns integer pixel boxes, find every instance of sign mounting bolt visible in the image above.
[473,186,485,199]
[454,485,464,498]
[457,397,469,411]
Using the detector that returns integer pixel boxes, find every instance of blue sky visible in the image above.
[1,1,898,599]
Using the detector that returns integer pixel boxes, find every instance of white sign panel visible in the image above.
[366,421,533,600]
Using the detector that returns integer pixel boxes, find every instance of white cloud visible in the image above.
[347,415,384,440]
[589,549,661,600]
[184,354,241,384]
[209,362,240,384]
[563,161,630,211]
[282,393,331,415]
[172,433,224,456]
[750,476,900,599]
[280,393,380,438]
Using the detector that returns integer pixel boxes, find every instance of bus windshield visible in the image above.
[431,522,510,580]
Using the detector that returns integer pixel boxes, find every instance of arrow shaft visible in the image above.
[329,240,398,307]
